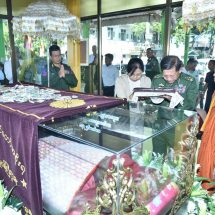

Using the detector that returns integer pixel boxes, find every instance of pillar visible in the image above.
[66,0,81,92]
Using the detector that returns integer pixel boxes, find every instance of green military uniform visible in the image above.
[49,63,78,91]
[145,56,161,80]
[151,72,198,157]
[152,72,198,111]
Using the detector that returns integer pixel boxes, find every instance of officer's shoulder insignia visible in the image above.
[158,83,165,87]
[154,74,162,79]
[184,76,194,81]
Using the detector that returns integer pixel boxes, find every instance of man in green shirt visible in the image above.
[145,48,161,80]
[152,55,198,111]
[151,55,198,157]
[47,45,78,91]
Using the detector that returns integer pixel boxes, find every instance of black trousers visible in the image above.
[103,85,115,97]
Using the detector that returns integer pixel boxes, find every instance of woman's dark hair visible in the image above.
[49,44,61,56]
[127,58,144,75]
[160,55,183,72]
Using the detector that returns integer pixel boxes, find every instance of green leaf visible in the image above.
[194,177,210,182]
[6,196,23,211]
[0,180,4,198]
[2,186,15,208]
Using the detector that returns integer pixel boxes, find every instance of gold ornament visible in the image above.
[49,99,85,109]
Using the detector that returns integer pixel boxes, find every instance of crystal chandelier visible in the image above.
[12,0,80,40]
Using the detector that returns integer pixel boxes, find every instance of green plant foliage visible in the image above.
[132,23,147,38]
[0,180,23,211]
[151,22,162,33]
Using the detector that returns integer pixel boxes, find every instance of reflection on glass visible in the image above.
[0,19,13,84]
[170,5,215,84]
[80,20,98,94]
[101,11,164,70]
[80,10,164,96]
[40,102,190,154]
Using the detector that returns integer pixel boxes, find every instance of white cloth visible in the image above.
[169,92,184,109]
[128,78,140,95]
[39,136,113,214]
[102,64,119,87]
[115,74,151,100]
[4,60,13,83]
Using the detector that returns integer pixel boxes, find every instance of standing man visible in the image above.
[145,48,161,80]
[204,60,215,113]
[102,53,119,97]
[85,45,97,93]
[89,45,97,65]
[46,44,78,91]
[182,58,199,84]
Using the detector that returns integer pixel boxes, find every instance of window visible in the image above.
[101,11,164,66]
[131,32,137,42]
[120,29,126,41]
[107,27,114,40]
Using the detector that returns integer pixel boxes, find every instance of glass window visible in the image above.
[101,10,164,73]
[107,27,114,40]
[0,19,8,63]
[120,29,126,41]
[0,19,13,83]
[80,20,98,94]
[170,6,215,82]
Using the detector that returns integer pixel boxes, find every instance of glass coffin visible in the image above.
[38,102,198,215]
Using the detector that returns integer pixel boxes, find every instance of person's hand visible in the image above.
[129,92,134,100]
[161,95,172,101]
[58,64,65,78]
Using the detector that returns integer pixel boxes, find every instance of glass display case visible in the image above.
[38,102,198,215]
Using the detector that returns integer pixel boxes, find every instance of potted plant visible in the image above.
[0,180,23,215]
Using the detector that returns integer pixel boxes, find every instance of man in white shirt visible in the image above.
[89,45,97,65]
[102,53,119,97]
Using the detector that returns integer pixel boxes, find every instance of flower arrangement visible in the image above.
[176,176,215,214]
[0,180,23,215]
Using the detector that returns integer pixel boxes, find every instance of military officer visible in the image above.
[151,55,198,157]
[145,48,161,80]
[152,55,198,111]
[42,44,78,91]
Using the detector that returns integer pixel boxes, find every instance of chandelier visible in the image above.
[12,0,80,40]
[182,0,215,26]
